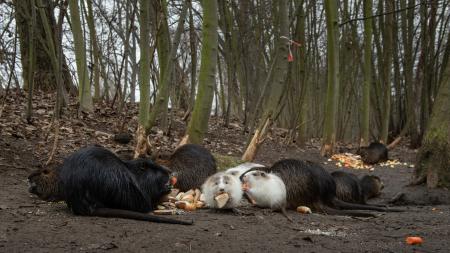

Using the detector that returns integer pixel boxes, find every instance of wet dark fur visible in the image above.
[113,133,132,144]
[251,159,393,216]
[357,142,388,164]
[28,146,192,225]
[331,171,383,204]
[158,144,216,191]
[28,167,62,202]
[360,175,384,199]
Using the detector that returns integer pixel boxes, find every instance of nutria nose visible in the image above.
[219,188,224,192]
[28,181,37,194]
[28,185,37,194]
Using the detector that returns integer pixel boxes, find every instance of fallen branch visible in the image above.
[45,120,60,165]
[387,122,410,150]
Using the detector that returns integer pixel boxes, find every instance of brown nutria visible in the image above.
[357,142,388,164]
[241,159,396,217]
[360,175,384,199]
[156,144,216,192]
[28,146,193,225]
[331,171,384,205]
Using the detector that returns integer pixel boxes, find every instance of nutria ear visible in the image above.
[140,160,172,174]
[152,150,171,160]
[159,164,173,174]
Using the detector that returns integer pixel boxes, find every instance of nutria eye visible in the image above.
[43,170,50,175]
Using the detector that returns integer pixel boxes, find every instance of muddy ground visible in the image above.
[1,93,449,252]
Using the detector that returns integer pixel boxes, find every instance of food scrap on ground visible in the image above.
[330,153,372,169]
[406,236,423,245]
[296,206,312,214]
[379,159,407,168]
[330,153,411,169]
[154,188,205,214]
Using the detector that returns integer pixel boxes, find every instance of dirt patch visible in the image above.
[1,94,449,252]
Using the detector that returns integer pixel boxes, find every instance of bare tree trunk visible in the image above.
[361,0,372,146]
[184,0,219,144]
[380,0,394,144]
[295,0,308,146]
[415,39,450,188]
[188,0,197,114]
[147,1,188,132]
[242,0,289,161]
[14,0,74,92]
[320,0,340,156]
[25,0,36,123]
[69,0,93,113]
[134,0,152,157]
[86,0,101,101]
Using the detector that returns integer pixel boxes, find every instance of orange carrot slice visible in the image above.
[406,236,423,245]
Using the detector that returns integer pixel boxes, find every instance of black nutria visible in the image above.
[113,132,132,144]
[357,142,388,164]
[331,171,384,206]
[28,146,193,225]
[155,144,216,192]
[242,159,395,217]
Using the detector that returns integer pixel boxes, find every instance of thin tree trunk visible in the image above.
[188,0,197,113]
[242,0,289,161]
[361,0,372,146]
[134,0,152,157]
[184,0,219,144]
[147,1,188,132]
[69,0,93,113]
[401,0,419,148]
[25,0,36,123]
[320,0,340,156]
[295,0,308,146]
[86,0,101,101]
[380,0,394,144]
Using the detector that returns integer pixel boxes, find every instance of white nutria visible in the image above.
[225,163,265,178]
[201,172,243,209]
[241,170,291,221]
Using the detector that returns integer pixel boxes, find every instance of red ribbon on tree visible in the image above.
[281,36,301,62]
[288,44,294,62]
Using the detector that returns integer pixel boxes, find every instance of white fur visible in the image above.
[225,162,265,178]
[242,170,286,210]
[201,172,243,209]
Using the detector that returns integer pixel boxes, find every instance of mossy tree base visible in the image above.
[415,43,450,188]
[415,133,450,188]
[213,154,244,171]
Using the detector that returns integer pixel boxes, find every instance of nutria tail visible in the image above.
[332,198,404,212]
[92,208,194,225]
[321,205,378,217]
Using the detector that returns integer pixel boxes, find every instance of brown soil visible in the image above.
[1,92,449,252]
